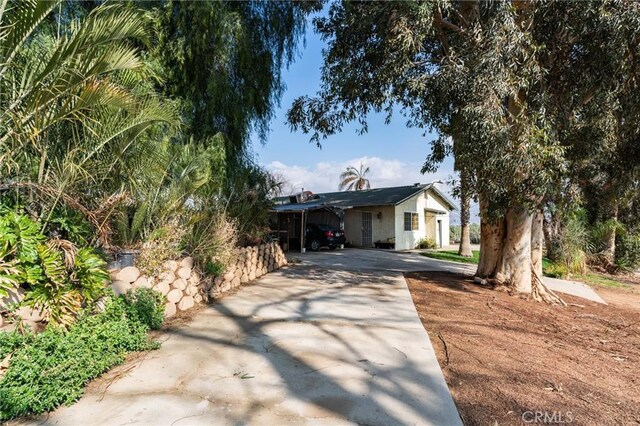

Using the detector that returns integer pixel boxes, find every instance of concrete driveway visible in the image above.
[28,249,464,426]
[321,248,604,302]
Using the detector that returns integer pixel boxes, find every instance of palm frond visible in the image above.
[339,163,371,191]
[0,2,152,150]
[0,0,59,80]
[0,258,20,298]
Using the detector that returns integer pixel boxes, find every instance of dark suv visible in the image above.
[305,223,346,251]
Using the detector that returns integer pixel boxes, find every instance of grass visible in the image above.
[421,249,630,288]
[573,273,630,289]
[421,249,552,274]
[420,250,480,264]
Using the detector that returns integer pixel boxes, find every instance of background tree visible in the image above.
[539,1,640,271]
[457,168,473,258]
[151,1,319,164]
[141,0,320,243]
[339,163,371,191]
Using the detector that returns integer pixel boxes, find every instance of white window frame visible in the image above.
[404,212,419,231]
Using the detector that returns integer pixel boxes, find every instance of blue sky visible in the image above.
[250,18,476,224]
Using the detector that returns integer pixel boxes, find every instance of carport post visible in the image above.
[300,210,306,253]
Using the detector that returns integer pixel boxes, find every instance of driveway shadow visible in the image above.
[168,254,462,425]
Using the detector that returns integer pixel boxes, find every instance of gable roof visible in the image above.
[273,184,457,212]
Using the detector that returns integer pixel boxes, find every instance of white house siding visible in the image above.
[343,205,396,247]
[394,190,451,250]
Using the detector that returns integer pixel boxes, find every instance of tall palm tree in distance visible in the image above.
[339,163,371,191]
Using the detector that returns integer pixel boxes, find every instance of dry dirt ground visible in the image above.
[594,273,640,311]
[405,271,640,426]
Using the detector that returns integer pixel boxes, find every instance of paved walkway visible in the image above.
[397,249,605,304]
[30,250,464,426]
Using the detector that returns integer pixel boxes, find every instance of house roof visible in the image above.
[272,184,457,212]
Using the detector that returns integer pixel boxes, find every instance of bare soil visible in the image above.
[405,271,640,426]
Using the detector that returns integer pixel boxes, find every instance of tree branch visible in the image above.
[436,15,464,34]
[433,6,452,57]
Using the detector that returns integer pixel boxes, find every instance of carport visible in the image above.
[270,203,344,253]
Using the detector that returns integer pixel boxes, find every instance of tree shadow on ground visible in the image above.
[169,261,460,425]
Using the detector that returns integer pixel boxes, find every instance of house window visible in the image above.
[404,212,419,231]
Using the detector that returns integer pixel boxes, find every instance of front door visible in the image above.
[362,212,373,247]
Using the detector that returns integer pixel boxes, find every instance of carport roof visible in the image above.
[272,183,456,212]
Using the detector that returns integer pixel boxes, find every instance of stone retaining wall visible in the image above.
[208,242,287,299]
[109,256,202,319]
[108,242,287,318]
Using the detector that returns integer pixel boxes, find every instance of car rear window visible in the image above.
[316,224,334,231]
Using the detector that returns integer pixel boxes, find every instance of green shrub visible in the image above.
[550,212,589,275]
[44,207,92,246]
[186,210,238,272]
[204,260,224,276]
[616,232,640,271]
[123,288,165,330]
[135,220,187,276]
[22,243,109,328]
[543,262,568,278]
[449,225,461,243]
[0,295,161,420]
[0,210,109,327]
[449,224,481,244]
[589,219,624,255]
[415,237,437,249]
[0,211,45,296]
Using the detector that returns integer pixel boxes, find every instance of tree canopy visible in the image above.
[288,0,640,297]
[153,0,320,163]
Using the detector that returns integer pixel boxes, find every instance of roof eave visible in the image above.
[393,184,457,211]
[394,185,430,206]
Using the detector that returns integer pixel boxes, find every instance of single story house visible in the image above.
[271,183,456,251]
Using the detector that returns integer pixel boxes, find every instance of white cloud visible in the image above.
[266,155,451,194]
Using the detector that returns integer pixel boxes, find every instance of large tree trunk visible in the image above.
[458,169,473,257]
[531,209,544,280]
[476,202,564,304]
[603,203,618,265]
[476,199,505,277]
[495,207,533,293]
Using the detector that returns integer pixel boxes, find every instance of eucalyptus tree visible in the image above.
[569,65,640,264]
[457,168,473,257]
[288,1,640,301]
[534,1,640,266]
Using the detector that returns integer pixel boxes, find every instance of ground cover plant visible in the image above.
[0,288,163,420]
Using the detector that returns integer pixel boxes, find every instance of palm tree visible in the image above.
[0,0,178,239]
[339,163,371,191]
